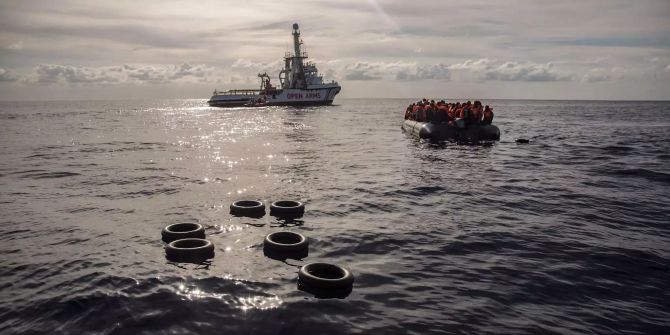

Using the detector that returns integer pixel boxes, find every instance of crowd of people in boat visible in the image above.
[405,99,494,127]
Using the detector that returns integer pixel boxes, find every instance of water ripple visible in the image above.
[1,99,669,334]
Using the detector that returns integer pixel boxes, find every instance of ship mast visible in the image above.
[287,23,307,89]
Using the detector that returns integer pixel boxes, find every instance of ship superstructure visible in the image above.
[208,23,341,107]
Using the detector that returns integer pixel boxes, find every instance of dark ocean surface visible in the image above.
[1,99,669,334]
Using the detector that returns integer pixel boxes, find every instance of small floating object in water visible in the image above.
[230,200,266,217]
[298,262,354,289]
[161,223,206,243]
[165,238,214,263]
[516,138,530,144]
[263,231,309,260]
[264,231,308,252]
[270,200,305,217]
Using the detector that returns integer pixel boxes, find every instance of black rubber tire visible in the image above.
[161,223,206,243]
[264,231,308,252]
[270,200,305,216]
[165,238,214,262]
[230,200,265,216]
[298,263,354,289]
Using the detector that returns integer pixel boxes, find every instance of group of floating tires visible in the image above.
[162,223,214,262]
[160,200,354,293]
[230,200,305,218]
[262,230,354,290]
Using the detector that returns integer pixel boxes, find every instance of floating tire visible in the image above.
[298,263,354,289]
[264,231,308,252]
[230,200,265,217]
[165,238,214,262]
[161,223,206,243]
[270,200,305,216]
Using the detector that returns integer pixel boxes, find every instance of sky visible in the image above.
[0,0,669,101]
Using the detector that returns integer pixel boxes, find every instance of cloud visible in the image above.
[582,70,611,83]
[485,61,573,81]
[549,36,670,49]
[449,59,574,82]
[396,64,451,81]
[25,63,215,85]
[344,71,380,81]
[33,64,121,84]
[0,19,200,49]
[341,61,453,81]
[231,58,282,70]
[334,59,575,82]
[343,62,384,80]
[6,41,24,50]
[0,68,18,82]
[247,21,294,31]
[449,58,493,72]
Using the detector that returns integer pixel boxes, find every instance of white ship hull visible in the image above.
[208,85,341,107]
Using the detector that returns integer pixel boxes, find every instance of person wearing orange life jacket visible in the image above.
[424,101,437,123]
[470,101,483,125]
[457,102,471,128]
[447,103,458,127]
[412,103,422,121]
[452,103,460,118]
[436,102,449,123]
[462,102,472,122]
[446,103,456,121]
[482,105,494,124]
[405,103,414,120]
[416,103,426,122]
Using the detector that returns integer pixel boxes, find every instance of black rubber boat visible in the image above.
[402,120,500,142]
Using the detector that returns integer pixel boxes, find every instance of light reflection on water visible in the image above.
[175,281,283,311]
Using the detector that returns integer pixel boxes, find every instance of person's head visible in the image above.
[467,100,472,105]
[485,105,490,110]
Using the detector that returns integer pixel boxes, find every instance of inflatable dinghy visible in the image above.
[402,120,500,142]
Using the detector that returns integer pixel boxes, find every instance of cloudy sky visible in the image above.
[0,0,669,100]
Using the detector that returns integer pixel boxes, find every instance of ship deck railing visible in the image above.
[212,89,261,96]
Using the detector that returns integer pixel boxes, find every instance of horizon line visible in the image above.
[1,97,669,103]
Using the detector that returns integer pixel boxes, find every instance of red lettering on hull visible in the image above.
[287,92,321,99]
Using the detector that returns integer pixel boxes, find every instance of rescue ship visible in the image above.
[208,23,341,107]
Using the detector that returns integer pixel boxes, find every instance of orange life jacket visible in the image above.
[456,107,464,119]
[420,109,428,122]
[472,106,483,123]
[447,106,455,120]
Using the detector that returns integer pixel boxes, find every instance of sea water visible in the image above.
[1,99,669,334]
